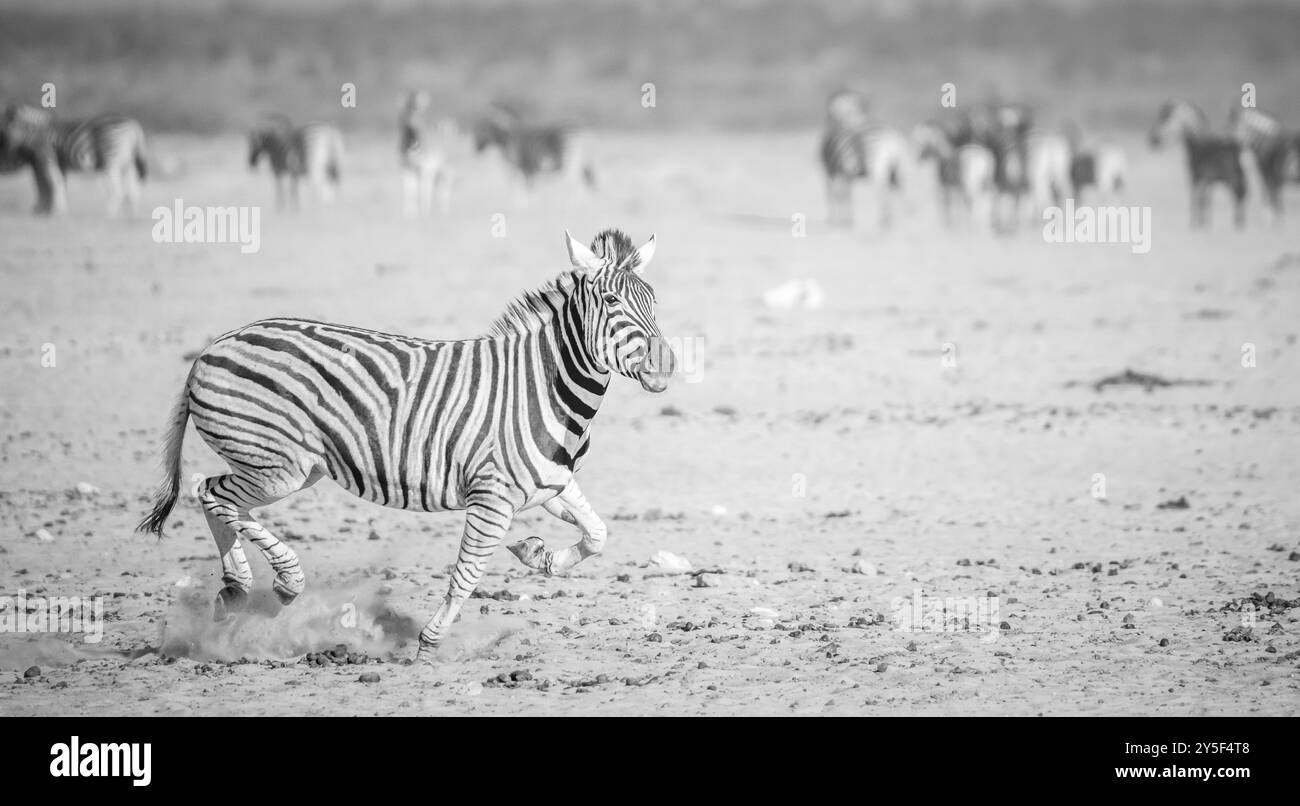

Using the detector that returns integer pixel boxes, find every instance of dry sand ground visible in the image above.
[0,131,1297,715]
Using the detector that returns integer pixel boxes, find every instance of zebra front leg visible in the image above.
[416,492,516,663]
[507,481,606,576]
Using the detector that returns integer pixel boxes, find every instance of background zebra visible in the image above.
[1070,143,1128,203]
[819,89,907,229]
[911,119,994,229]
[1228,106,1298,222]
[135,227,676,663]
[248,116,345,210]
[1148,99,1246,229]
[0,105,66,215]
[399,90,456,217]
[0,103,147,215]
[472,103,596,196]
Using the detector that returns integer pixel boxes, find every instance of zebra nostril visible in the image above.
[647,337,676,374]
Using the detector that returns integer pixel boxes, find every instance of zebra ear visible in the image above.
[628,234,656,276]
[565,230,604,273]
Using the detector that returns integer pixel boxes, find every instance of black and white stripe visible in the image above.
[819,90,906,228]
[399,90,455,216]
[0,103,147,214]
[1149,100,1246,229]
[473,104,595,192]
[248,117,344,209]
[1228,106,1298,220]
[912,120,994,228]
[136,228,675,663]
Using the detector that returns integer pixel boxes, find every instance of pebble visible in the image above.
[357,672,381,683]
[23,665,41,679]
[1159,638,1170,647]
[74,481,100,497]
[749,607,780,618]
[649,550,691,573]
[33,529,54,542]
[851,560,878,576]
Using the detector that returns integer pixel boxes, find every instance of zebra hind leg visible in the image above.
[198,473,308,610]
[416,490,516,663]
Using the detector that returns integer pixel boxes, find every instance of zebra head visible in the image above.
[1149,101,1205,147]
[565,229,675,393]
[0,104,55,158]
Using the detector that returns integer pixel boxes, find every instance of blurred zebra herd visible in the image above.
[1,88,1297,230]
[822,89,1300,231]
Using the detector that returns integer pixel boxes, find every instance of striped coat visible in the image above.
[248,119,344,209]
[1228,106,1298,220]
[473,105,595,191]
[819,90,906,228]
[912,120,994,228]
[1149,100,1246,228]
[137,228,674,663]
[399,90,455,216]
[0,103,147,214]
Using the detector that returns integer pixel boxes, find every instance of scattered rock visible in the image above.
[73,481,100,497]
[1156,496,1190,510]
[357,672,381,683]
[850,559,878,576]
[33,529,54,542]
[1222,626,1255,643]
[23,666,41,679]
[649,550,691,574]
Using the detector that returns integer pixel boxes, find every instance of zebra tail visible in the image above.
[135,387,191,538]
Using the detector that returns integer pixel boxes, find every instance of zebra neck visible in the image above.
[529,293,611,433]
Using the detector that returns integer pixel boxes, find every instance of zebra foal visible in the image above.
[136,228,676,663]
[1228,106,1299,223]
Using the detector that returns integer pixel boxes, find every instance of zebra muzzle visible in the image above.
[636,337,676,393]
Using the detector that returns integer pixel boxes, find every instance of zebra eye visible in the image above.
[603,293,620,305]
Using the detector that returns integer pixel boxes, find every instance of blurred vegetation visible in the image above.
[1,0,1298,133]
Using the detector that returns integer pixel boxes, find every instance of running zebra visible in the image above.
[1227,106,1298,222]
[819,90,907,229]
[399,90,455,217]
[1148,100,1246,229]
[248,117,344,210]
[472,104,596,195]
[135,228,675,663]
[911,120,994,229]
[0,103,147,215]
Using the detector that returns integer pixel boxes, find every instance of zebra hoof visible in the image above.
[507,536,547,571]
[414,643,439,665]
[272,576,304,606]
[213,586,249,622]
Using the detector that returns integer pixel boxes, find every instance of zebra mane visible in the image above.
[487,271,584,337]
[485,229,646,337]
